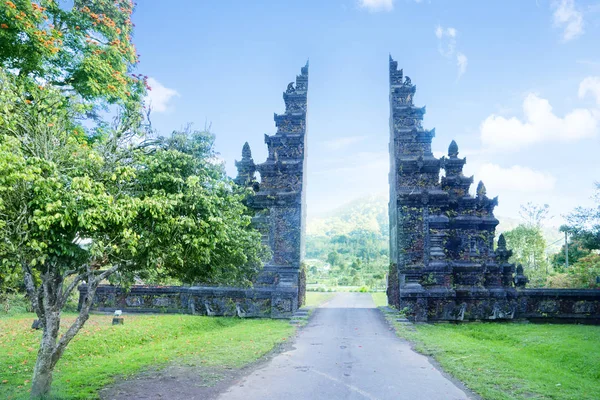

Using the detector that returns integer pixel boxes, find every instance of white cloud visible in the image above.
[435,25,467,78]
[145,77,179,113]
[456,52,468,78]
[323,135,368,150]
[435,25,457,57]
[579,76,600,105]
[552,0,584,42]
[477,164,556,193]
[480,91,598,151]
[577,59,600,67]
[359,0,394,12]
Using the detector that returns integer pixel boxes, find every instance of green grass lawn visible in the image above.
[371,292,388,307]
[304,292,335,307]
[389,320,600,400]
[0,313,294,399]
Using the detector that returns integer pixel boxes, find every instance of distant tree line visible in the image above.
[504,197,600,289]
[306,228,388,290]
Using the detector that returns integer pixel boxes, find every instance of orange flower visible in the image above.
[25,100,32,104]
[0,23,8,29]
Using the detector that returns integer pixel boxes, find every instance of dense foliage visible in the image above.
[126,130,267,287]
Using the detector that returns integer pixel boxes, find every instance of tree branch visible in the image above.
[94,264,120,284]
[58,273,85,310]
[51,264,120,367]
[22,263,43,319]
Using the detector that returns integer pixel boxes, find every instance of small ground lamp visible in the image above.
[112,309,124,325]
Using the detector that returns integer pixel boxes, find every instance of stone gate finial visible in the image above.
[286,82,295,94]
[301,59,309,76]
[514,264,529,288]
[495,233,513,262]
[242,142,252,159]
[476,181,487,199]
[497,233,506,250]
[234,142,256,187]
[448,140,459,158]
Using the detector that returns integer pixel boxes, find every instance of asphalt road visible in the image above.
[217,292,471,400]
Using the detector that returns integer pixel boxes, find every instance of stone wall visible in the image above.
[395,287,600,323]
[518,289,600,323]
[80,284,298,319]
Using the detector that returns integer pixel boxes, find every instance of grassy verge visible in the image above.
[0,313,294,399]
[387,318,600,400]
[304,292,335,307]
[370,292,388,307]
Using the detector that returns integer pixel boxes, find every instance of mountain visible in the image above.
[307,195,388,237]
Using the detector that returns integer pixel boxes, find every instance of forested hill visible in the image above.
[307,195,389,238]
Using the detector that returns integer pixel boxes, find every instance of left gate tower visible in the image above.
[235,61,309,317]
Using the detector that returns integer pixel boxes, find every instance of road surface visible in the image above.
[218,292,471,400]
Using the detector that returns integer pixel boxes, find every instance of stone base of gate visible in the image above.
[398,286,600,323]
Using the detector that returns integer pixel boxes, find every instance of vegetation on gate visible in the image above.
[388,320,600,400]
[0,313,294,400]
[0,2,266,398]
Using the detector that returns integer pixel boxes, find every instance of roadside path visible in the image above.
[218,292,471,400]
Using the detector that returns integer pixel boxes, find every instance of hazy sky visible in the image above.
[132,0,600,223]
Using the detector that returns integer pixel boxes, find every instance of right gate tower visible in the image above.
[387,55,521,321]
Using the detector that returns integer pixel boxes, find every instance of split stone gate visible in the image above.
[84,58,600,322]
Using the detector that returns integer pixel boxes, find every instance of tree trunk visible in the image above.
[30,310,60,399]
[30,358,54,399]
[26,265,117,398]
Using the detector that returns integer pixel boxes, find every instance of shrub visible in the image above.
[0,292,31,316]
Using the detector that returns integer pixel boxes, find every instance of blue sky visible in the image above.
[131,0,600,223]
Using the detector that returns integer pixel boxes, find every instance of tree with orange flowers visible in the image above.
[0,0,147,131]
